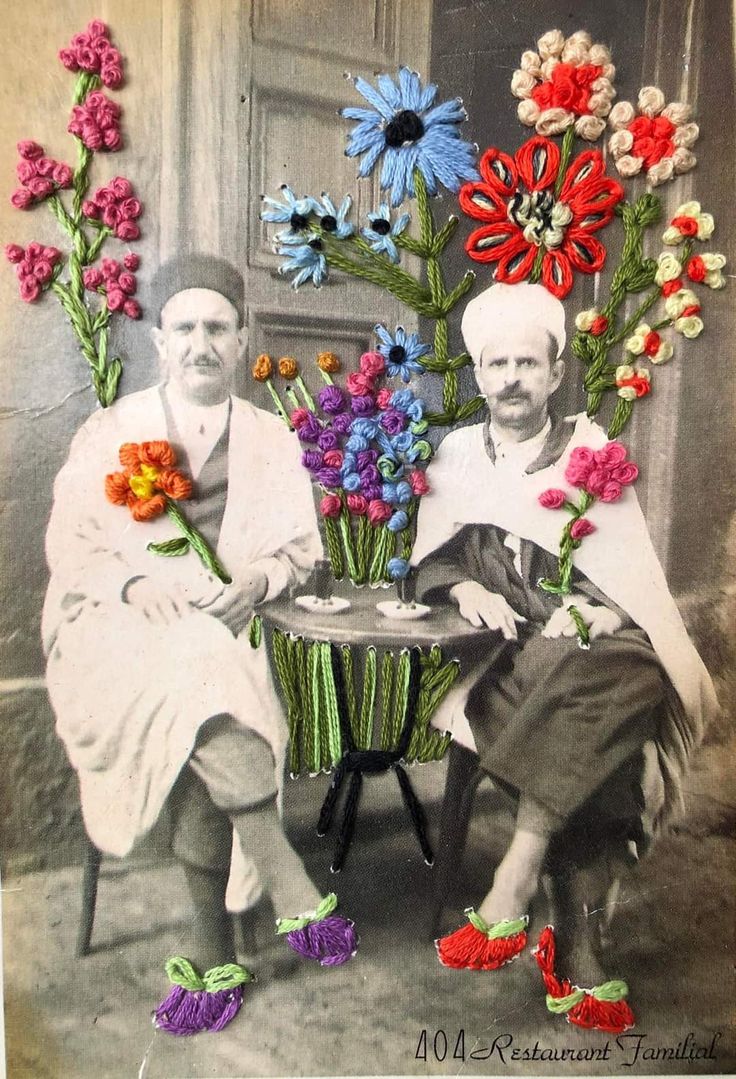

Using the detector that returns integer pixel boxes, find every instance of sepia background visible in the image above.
[1,0,734,1076]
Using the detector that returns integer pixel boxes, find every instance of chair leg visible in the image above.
[427,743,483,939]
[76,838,102,958]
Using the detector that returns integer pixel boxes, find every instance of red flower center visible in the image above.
[626,115,676,168]
[531,63,603,116]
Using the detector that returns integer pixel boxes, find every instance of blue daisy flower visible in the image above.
[342,67,479,207]
[361,203,410,262]
[276,235,328,290]
[261,184,319,240]
[375,324,430,382]
[315,192,354,239]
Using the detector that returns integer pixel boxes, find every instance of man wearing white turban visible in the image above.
[412,283,716,985]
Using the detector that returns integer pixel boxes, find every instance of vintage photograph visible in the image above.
[1,1,734,1076]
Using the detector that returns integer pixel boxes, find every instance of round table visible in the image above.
[260,581,494,871]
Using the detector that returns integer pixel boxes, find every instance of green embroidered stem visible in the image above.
[295,637,312,774]
[356,515,371,583]
[379,650,394,751]
[47,195,76,238]
[285,386,300,411]
[337,504,359,581]
[539,491,596,646]
[607,397,634,438]
[159,500,231,583]
[368,524,394,583]
[322,515,344,579]
[263,377,291,426]
[340,645,360,744]
[272,631,301,774]
[164,957,252,992]
[554,125,576,196]
[318,369,334,385]
[275,892,338,933]
[319,642,342,764]
[307,642,324,772]
[387,649,411,751]
[295,374,315,411]
[323,237,438,316]
[566,605,591,648]
[86,225,112,264]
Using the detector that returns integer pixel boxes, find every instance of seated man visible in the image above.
[42,254,326,978]
[412,282,717,989]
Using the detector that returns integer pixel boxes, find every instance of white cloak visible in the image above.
[412,413,718,824]
[42,385,321,867]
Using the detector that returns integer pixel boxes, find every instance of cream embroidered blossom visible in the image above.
[615,364,651,399]
[624,324,673,365]
[664,288,703,338]
[511,29,616,141]
[608,87,698,186]
[662,201,714,244]
[654,252,683,286]
[687,253,727,290]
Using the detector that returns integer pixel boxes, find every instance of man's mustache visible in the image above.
[496,385,530,402]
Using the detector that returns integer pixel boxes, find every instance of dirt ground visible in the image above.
[3,741,735,1079]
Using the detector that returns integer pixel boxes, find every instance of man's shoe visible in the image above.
[436,912,528,970]
[275,893,358,967]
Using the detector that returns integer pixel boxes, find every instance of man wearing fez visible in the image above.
[412,282,716,985]
[43,254,324,975]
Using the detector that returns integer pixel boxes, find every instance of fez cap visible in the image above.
[462,282,567,362]
[150,253,245,325]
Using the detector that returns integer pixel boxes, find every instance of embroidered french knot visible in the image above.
[435,912,528,971]
[153,957,252,1036]
[533,925,635,1034]
[275,893,358,967]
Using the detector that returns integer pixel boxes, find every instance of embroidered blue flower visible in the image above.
[276,235,328,290]
[375,324,430,382]
[350,418,379,440]
[261,185,319,238]
[361,204,410,262]
[387,511,409,533]
[387,557,410,580]
[391,431,415,454]
[342,68,479,206]
[315,193,354,239]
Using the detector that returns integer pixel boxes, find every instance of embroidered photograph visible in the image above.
[1,1,734,1076]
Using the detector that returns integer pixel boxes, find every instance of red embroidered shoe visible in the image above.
[533,925,635,1034]
[436,911,528,970]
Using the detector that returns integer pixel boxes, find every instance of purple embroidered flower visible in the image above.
[316,467,342,488]
[318,385,347,414]
[356,449,378,470]
[317,429,339,451]
[302,450,324,470]
[297,413,322,443]
[362,482,383,501]
[380,407,407,435]
[360,464,381,486]
[351,394,377,416]
[331,412,353,435]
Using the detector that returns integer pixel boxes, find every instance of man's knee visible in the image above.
[189,715,278,814]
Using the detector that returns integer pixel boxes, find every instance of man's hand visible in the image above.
[196,570,268,636]
[450,581,526,640]
[542,599,622,641]
[123,577,191,625]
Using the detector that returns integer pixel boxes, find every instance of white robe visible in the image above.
[412,413,718,825]
[42,385,321,884]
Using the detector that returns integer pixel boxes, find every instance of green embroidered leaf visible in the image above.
[148,536,191,556]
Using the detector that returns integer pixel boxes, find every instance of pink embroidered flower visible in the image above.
[511,29,616,141]
[10,142,74,209]
[17,140,44,161]
[59,21,125,89]
[608,88,698,186]
[83,266,104,290]
[408,470,430,496]
[367,499,392,526]
[319,494,342,518]
[82,177,142,238]
[376,388,393,410]
[539,488,567,509]
[570,518,596,539]
[68,90,122,151]
[123,252,140,272]
[323,449,344,469]
[359,351,386,378]
[6,243,62,302]
[346,493,368,516]
[564,446,596,487]
[123,299,141,320]
[592,442,628,468]
[345,371,375,397]
[290,408,310,429]
[84,258,141,317]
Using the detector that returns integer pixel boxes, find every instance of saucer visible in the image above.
[295,595,351,615]
[375,600,430,621]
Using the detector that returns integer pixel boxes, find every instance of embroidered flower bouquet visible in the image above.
[458,28,726,438]
[4,20,143,407]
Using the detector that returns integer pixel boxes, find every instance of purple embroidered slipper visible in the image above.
[153,957,252,1035]
[275,893,358,967]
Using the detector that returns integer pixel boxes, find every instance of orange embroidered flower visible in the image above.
[278,356,299,379]
[316,351,340,374]
[252,353,273,381]
[105,440,192,522]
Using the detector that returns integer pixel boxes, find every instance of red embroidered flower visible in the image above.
[459,136,623,299]
[106,440,192,522]
[608,88,698,186]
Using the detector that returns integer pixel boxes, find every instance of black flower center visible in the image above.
[309,238,324,251]
[389,345,406,364]
[384,109,424,148]
[290,211,309,230]
[321,214,337,232]
[373,218,391,236]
